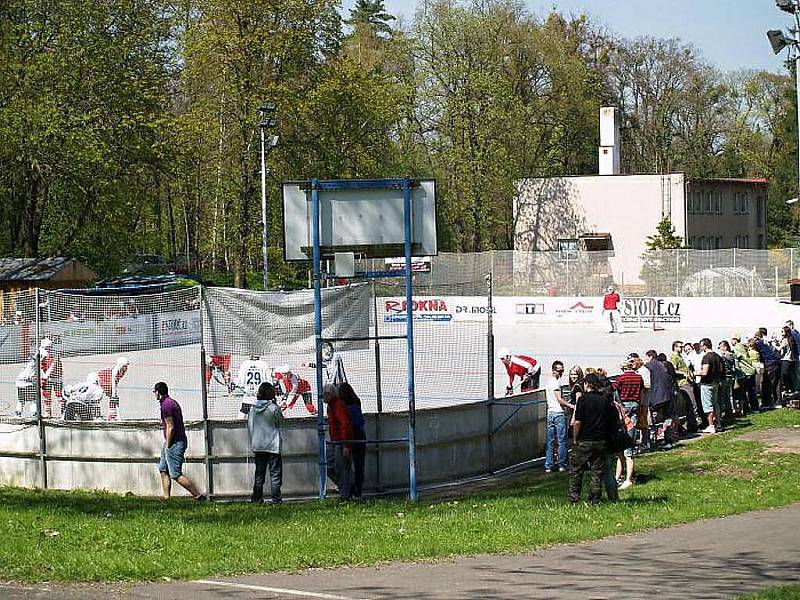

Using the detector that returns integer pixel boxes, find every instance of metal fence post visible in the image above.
[35,288,47,489]
[372,281,383,493]
[792,248,795,280]
[776,266,780,299]
[198,286,214,499]
[402,177,418,502]
[486,272,494,474]
[311,179,327,501]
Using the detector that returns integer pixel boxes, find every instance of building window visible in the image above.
[716,236,722,249]
[558,239,578,260]
[687,193,693,214]
[757,196,765,227]
[703,191,711,213]
[758,234,765,249]
[714,191,722,214]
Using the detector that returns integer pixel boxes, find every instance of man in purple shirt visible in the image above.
[155,381,205,500]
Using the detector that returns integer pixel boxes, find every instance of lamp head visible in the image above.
[768,29,790,54]
[777,0,798,14]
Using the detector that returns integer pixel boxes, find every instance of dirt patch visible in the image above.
[737,427,800,454]
[714,465,756,480]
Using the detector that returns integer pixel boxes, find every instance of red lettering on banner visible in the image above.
[384,299,449,313]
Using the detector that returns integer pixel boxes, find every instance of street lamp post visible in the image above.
[769,1,800,208]
[258,103,278,291]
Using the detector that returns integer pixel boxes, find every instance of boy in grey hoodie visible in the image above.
[247,382,284,504]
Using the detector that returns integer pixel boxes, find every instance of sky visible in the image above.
[340,0,794,73]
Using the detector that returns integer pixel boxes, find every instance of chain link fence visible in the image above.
[358,248,800,297]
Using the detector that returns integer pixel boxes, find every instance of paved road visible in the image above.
[3,504,799,600]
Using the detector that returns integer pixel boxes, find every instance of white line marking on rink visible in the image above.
[193,579,372,600]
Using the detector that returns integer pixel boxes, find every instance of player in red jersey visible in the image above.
[97,357,130,420]
[603,285,621,333]
[498,348,541,395]
[274,366,317,415]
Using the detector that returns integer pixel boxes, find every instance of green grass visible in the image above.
[739,584,800,599]
[1,410,799,583]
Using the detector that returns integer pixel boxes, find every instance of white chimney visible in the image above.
[599,107,620,175]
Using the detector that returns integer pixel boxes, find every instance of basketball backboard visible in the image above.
[282,179,438,262]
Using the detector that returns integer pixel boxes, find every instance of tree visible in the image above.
[640,217,684,294]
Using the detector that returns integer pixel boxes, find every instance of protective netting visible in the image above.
[357,248,800,298]
[0,287,202,422]
[373,282,489,410]
[202,284,371,420]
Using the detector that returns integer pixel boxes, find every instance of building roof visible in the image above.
[0,257,96,283]
[689,177,768,185]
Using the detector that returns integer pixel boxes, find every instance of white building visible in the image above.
[513,108,768,286]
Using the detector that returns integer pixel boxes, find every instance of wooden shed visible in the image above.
[0,258,97,319]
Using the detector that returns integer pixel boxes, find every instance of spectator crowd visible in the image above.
[539,320,800,504]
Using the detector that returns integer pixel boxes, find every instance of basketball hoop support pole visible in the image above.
[311,179,327,501]
[403,177,418,502]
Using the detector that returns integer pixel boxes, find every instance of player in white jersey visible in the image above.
[14,351,42,417]
[62,373,105,421]
[234,355,272,414]
[303,342,348,386]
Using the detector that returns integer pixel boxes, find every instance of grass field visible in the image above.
[740,584,800,599]
[1,410,799,583]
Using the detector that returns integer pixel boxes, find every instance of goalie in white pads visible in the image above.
[62,373,105,421]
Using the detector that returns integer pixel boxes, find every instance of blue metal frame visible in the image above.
[311,179,327,500]
[307,177,419,502]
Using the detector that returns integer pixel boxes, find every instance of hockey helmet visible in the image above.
[116,356,130,368]
[39,338,53,350]
[276,364,290,374]
[497,347,511,361]
[86,372,100,386]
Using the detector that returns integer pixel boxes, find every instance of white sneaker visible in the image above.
[618,480,633,490]
[701,425,716,434]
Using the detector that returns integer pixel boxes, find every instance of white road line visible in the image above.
[193,579,371,600]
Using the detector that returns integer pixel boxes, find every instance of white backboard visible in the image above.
[282,179,438,261]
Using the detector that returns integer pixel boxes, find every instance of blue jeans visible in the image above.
[158,440,187,480]
[545,412,568,470]
[252,452,282,503]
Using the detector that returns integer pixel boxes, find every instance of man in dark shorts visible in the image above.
[154,381,205,500]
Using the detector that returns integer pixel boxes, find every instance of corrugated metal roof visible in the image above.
[0,257,79,281]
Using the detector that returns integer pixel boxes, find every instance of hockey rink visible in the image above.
[0,320,769,422]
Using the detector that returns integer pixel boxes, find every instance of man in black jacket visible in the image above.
[569,373,616,504]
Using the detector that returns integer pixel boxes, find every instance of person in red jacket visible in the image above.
[602,286,621,333]
[498,348,541,395]
[324,384,353,500]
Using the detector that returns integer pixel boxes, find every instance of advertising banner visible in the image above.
[381,297,495,323]
[156,310,201,346]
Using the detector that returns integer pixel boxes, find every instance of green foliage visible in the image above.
[1,0,799,283]
[645,217,684,250]
[0,411,798,582]
[641,217,683,293]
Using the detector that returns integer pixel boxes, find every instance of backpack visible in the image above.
[608,403,635,453]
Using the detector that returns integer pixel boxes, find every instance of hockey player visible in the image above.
[14,351,41,417]
[205,353,232,393]
[40,338,64,417]
[498,348,541,395]
[602,286,622,333]
[302,341,348,386]
[62,373,105,421]
[274,365,316,415]
[234,355,272,414]
[98,357,130,421]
